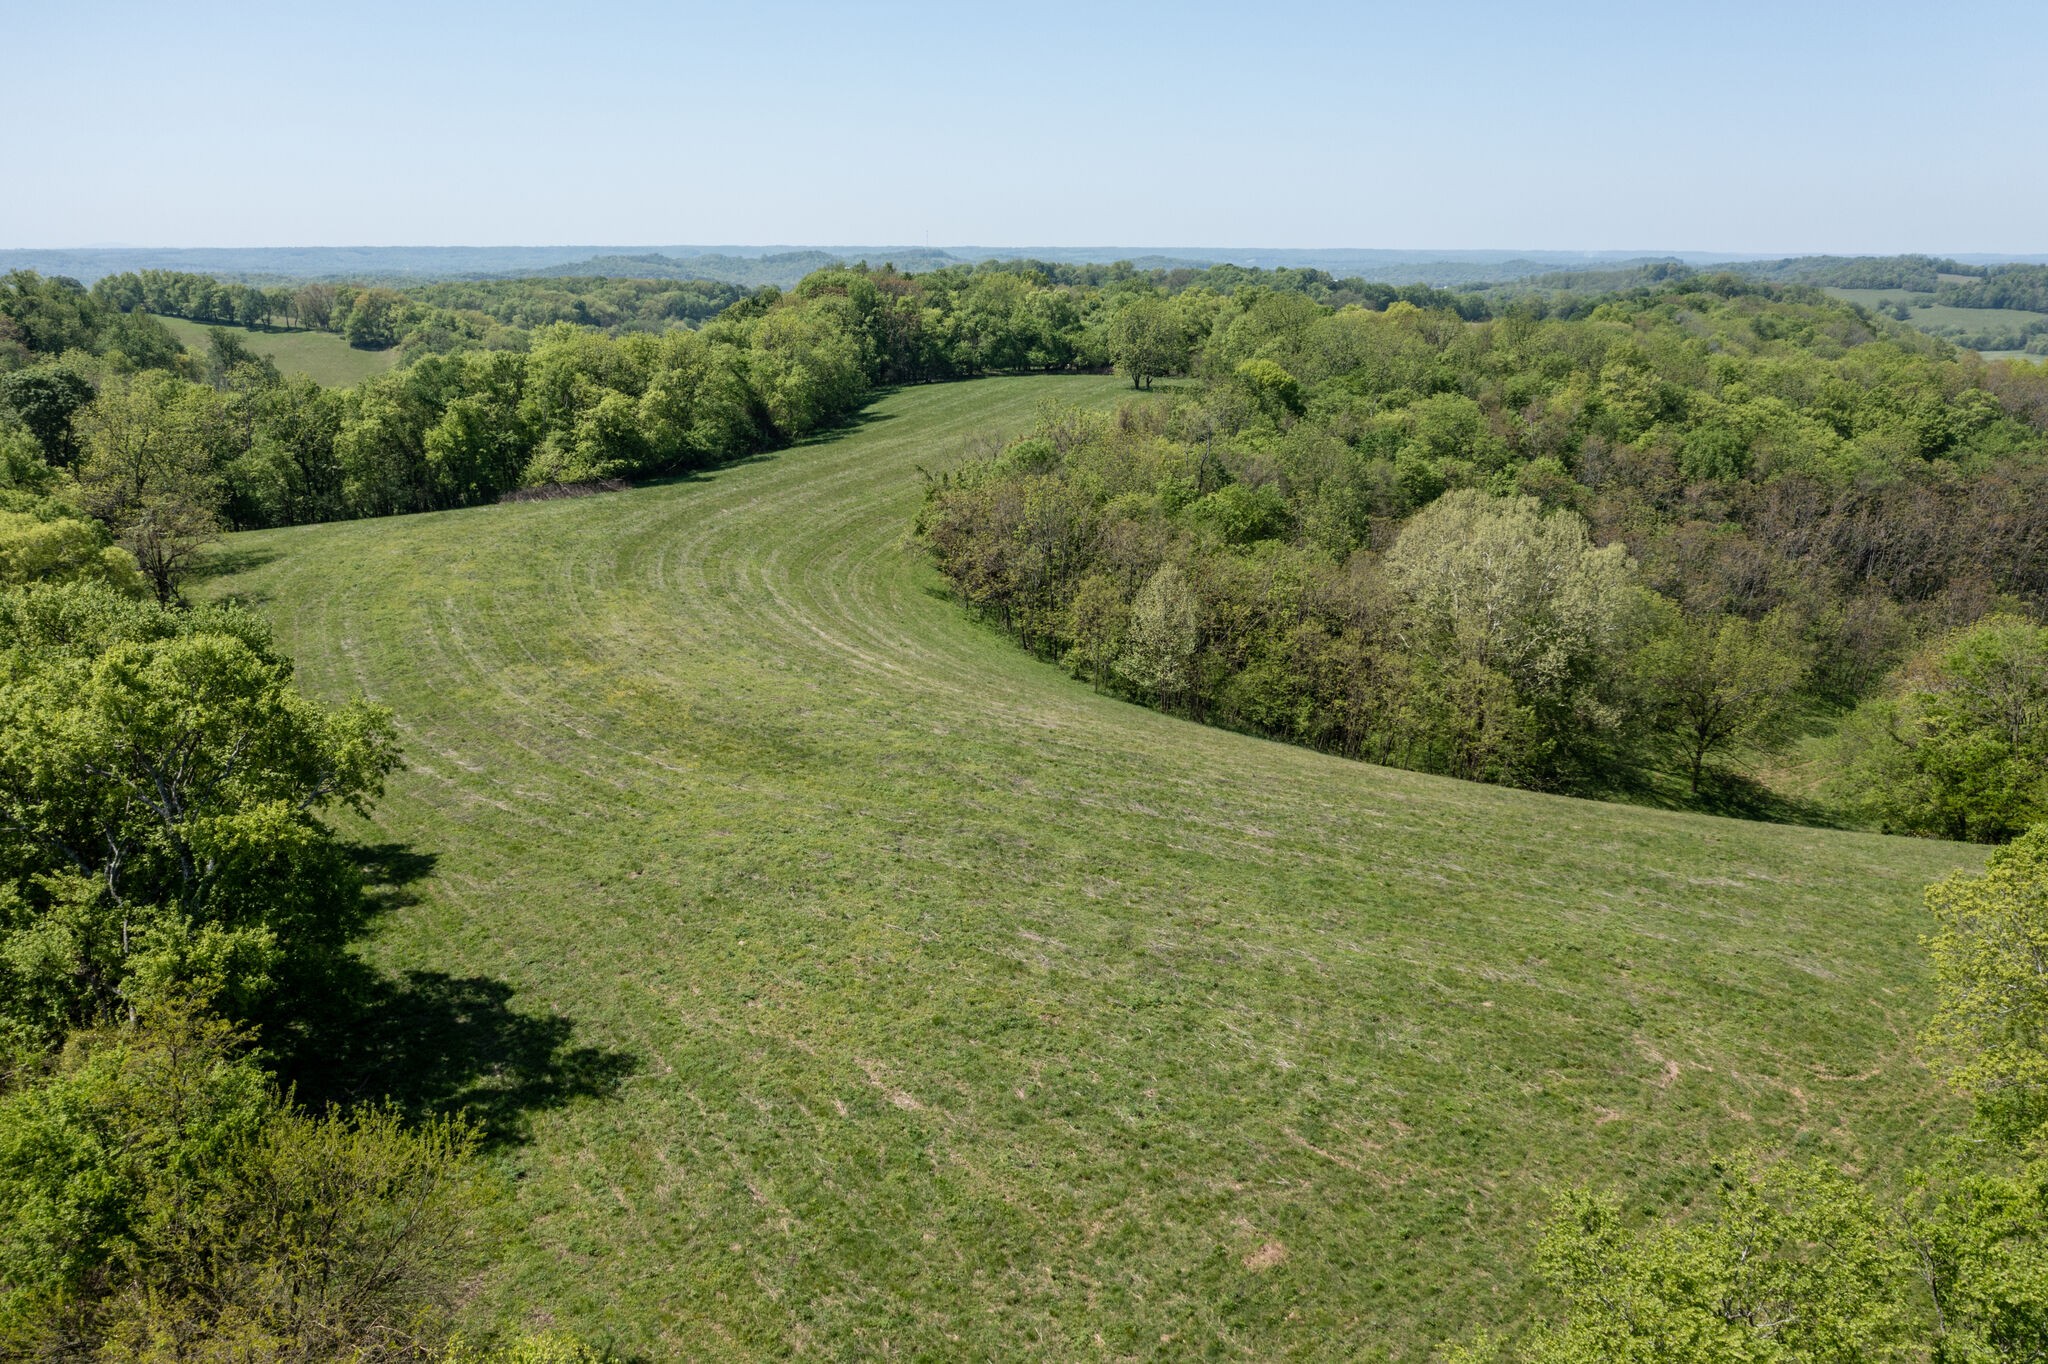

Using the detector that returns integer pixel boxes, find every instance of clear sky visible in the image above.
[4,0,2042,254]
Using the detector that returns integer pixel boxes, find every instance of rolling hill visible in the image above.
[197,375,1982,1360]
[149,311,399,385]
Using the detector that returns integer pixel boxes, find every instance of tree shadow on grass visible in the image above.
[186,543,283,584]
[289,968,639,1148]
[1597,756,1848,830]
[348,840,440,914]
[271,842,638,1150]
[634,450,774,491]
[797,398,899,444]
[638,402,902,491]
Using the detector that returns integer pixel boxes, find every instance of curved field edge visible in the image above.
[199,375,1981,1361]
[148,310,400,385]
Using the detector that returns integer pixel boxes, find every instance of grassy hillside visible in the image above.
[199,376,1982,1360]
[1827,287,2048,351]
[149,311,399,385]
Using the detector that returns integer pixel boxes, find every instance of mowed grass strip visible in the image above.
[149,311,400,385]
[201,375,1982,1361]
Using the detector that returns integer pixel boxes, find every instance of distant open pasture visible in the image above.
[1827,287,2048,349]
[150,311,398,385]
[199,375,1981,1360]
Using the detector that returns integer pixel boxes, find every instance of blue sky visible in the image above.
[4,0,2042,253]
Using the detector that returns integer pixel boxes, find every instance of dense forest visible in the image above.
[1934,266,2048,314]
[918,278,2048,833]
[87,268,753,354]
[1732,254,1983,290]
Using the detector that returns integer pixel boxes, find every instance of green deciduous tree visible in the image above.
[1116,563,1198,707]
[0,582,400,1043]
[747,305,865,438]
[73,372,228,603]
[0,1003,482,1361]
[1191,482,1290,546]
[0,363,95,466]
[203,325,279,391]
[1924,827,2048,1136]
[1064,573,1126,690]
[340,288,404,350]
[1385,491,1640,699]
[0,506,146,595]
[292,283,336,331]
[1465,1159,1909,1364]
[1634,609,1808,792]
[1108,297,1186,390]
[1233,357,1303,419]
[1384,490,1644,781]
[1847,616,2048,843]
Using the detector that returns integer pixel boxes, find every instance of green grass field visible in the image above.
[198,376,1982,1360]
[150,312,399,385]
[1827,287,2048,350]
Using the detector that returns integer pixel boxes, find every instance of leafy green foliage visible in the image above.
[0,1003,482,1361]
[1924,828,2048,1135]
[1633,609,1807,792]
[0,500,146,595]
[0,363,94,465]
[72,369,230,601]
[1107,295,1191,389]
[0,272,186,378]
[438,1333,611,1364]
[0,581,399,1046]
[0,418,520,1355]
[1734,253,1976,291]
[1475,1159,1909,1363]
[1905,1150,2048,1363]
[922,280,2048,817]
[1846,617,2048,842]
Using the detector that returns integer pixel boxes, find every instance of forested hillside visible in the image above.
[920,279,2048,830]
[14,0,2048,1347]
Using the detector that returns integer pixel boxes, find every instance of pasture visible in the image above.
[1827,286,2048,349]
[150,311,399,385]
[200,375,1980,1360]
